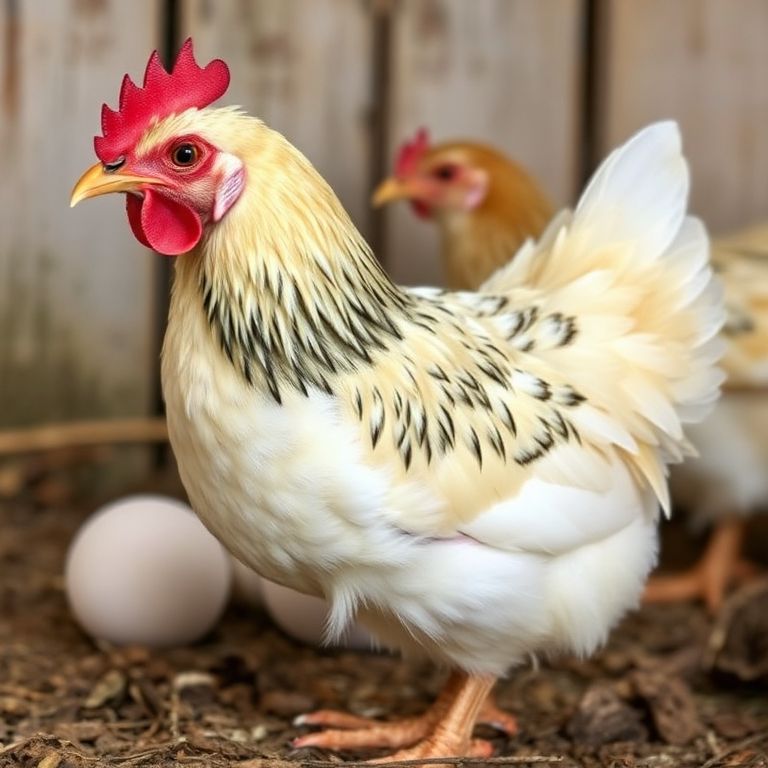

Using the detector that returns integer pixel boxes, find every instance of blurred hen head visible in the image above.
[372,128,491,219]
[70,39,246,255]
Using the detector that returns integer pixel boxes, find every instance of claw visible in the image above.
[293,710,376,729]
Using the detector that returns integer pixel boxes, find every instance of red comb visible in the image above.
[394,127,430,178]
[94,38,230,163]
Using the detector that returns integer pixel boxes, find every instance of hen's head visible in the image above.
[71,39,255,256]
[372,129,555,231]
[372,129,492,220]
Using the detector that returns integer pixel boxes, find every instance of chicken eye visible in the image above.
[433,164,457,182]
[172,143,199,167]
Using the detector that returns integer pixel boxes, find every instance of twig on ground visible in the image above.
[0,418,168,455]
[699,731,768,768]
[301,756,565,767]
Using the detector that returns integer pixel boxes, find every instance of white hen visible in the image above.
[71,44,724,760]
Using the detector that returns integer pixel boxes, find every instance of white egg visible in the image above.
[230,556,264,607]
[260,578,374,651]
[65,495,232,648]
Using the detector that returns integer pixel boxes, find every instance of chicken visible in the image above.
[372,129,553,289]
[71,41,724,761]
[644,226,768,612]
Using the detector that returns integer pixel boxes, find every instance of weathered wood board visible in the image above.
[4,0,768,431]
[0,0,159,426]
[382,0,585,286]
[596,0,768,234]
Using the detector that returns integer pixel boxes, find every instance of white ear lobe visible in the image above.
[463,168,489,211]
[213,153,246,222]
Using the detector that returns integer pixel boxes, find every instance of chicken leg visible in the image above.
[293,671,509,757]
[644,518,760,614]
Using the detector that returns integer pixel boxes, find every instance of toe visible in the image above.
[293,718,428,751]
[293,728,385,751]
[643,570,703,603]
[467,738,496,758]
[478,701,518,736]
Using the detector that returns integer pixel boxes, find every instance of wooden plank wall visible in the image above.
[1,0,767,429]
[595,0,768,234]
[0,0,159,427]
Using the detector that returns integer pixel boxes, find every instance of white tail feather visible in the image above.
[484,122,726,514]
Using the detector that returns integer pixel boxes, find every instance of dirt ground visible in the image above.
[0,451,767,768]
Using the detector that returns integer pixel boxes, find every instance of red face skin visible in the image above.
[117,134,244,256]
[403,162,488,220]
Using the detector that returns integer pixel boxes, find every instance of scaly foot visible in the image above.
[293,690,517,751]
[292,672,501,756]
[292,710,440,751]
[644,519,761,614]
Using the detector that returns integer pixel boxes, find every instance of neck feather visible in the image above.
[174,137,410,403]
[440,212,530,290]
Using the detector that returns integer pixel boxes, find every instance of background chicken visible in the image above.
[644,227,768,612]
[71,42,723,761]
[372,129,553,290]
[376,135,768,614]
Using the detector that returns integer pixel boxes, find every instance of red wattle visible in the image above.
[410,200,432,219]
[126,195,151,249]
[125,190,202,256]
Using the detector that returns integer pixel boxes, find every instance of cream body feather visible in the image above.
[161,118,724,675]
[670,232,768,528]
[714,227,768,388]
[672,394,768,528]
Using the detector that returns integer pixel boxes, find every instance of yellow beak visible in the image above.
[371,177,416,208]
[70,162,164,208]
